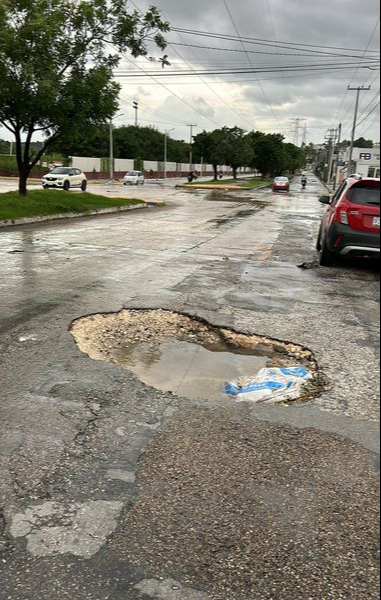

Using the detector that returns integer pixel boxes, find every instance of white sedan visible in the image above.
[123,170,145,186]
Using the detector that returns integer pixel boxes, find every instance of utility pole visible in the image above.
[133,101,139,127]
[347,85,371,176]
[164,128,175,180]
[326,128,338,184]
[333,122,342,190]
[109,119,114,181]
[187,124,197,171]
[109,112,123,181]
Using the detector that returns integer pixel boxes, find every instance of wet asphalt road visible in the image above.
[0,178,379,599]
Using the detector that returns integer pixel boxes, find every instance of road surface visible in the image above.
[0,178,379,599]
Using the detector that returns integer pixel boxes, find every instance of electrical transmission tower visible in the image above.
[289,118,307,146]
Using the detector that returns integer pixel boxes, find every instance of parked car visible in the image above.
[42,167,87,191]
[317,176,380,266]
[123,171,145,186]
[272,176,290,192]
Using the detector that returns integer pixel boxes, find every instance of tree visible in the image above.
[353,137,374,148]
[53,124,190,163]
[248,132,286,176]
[222,127,253,179]
[193,130,228,180]
[0,0,169,195]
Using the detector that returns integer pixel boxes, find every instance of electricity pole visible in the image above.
[133,101,139,127]
[333,122,342,190]
[164,128,175,180]
[347,85,371,176]
[109,113,123,181]
[187,124,197,171]
[326,128,338,184]
[109,119,114,181]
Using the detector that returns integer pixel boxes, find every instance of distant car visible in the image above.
[272,177,290,192]
[317,176,380,266]
[123,171,145,186]
[42,167,87,191]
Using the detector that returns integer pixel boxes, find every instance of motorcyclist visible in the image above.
[301,175,308,188]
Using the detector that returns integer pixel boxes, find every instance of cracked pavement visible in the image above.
[0,178,379,599]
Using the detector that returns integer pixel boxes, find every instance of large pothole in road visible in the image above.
[71,309,317,403]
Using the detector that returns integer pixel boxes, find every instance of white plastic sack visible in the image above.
[225,367,313,404]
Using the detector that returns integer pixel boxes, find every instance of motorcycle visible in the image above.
[188,172,198,183]
[301,180,307,189]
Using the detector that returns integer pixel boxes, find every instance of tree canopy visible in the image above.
[0,0,169,194]
[193,128,305,179]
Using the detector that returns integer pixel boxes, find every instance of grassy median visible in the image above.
[187,178,271,188]
[0,189,144,220]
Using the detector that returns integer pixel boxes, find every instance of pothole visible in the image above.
[71,309,317,403]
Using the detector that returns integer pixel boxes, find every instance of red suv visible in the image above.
[317,176,380,266]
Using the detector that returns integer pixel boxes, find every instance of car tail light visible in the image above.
[336,209,349,225]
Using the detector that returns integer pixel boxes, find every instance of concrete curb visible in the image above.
[0,203,148,229]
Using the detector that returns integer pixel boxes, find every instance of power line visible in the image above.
[356,100,380,127]
[129,0,255,131]
[114,62,380,78]
[331,18,380,126]
[222,0,288,135]
[171,27,381,55]
[161,40,377,60]
[110,46,222,128]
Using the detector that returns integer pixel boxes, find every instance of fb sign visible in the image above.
[359,153,372,161]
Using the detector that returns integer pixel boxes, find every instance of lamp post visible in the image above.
[164,128,175,180]
[109,113,124,181]
[187,123,197,172]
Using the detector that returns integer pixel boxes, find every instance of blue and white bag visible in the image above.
[225,367,313,404]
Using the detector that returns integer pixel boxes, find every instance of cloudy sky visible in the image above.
[1,0,380,146]
[113,0,380,145]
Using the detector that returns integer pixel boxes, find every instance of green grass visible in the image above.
[187,178,271,188]
[0,189,144,220]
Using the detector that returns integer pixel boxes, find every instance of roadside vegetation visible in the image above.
[187,177,271,187]
[0,0,169,196]
[0,190,143,221]
[193,128,306,180]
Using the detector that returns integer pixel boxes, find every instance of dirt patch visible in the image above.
[71,309,317,403]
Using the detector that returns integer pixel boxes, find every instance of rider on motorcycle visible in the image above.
[301,175,308,188]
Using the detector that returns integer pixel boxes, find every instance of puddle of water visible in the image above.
[112,340,272,402]
[209,205,267,229]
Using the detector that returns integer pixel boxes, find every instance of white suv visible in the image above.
[123,170,145,186]
[42,167,88,191]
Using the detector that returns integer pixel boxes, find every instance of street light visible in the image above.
[164,128,175,180]
[109,112,123,181]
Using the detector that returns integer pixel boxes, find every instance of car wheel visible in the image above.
[63,180,70,191]
[319,239,335,267]
[81,180,87,192]
[43,184,49,190]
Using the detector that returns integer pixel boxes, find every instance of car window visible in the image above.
[346,184,380,206]
[127,171,138,176]
[331,181,347,206]
[51,167,70,174]
[75,169,82,175]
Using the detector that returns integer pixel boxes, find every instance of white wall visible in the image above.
[70,157,101,172]
[115,158,134,172]
[144,160,159,171]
